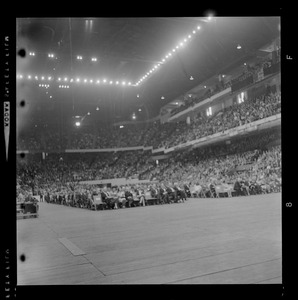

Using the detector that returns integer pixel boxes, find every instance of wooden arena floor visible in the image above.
[17,193,282,285]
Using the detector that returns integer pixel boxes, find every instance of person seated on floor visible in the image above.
[159,183,170,204]
[248,176,259,195]
[174,182,186,202]
[110,186,120,209]
[150,183,161,204]
[101,186,118,209]
[192,182,203,198]
[183,182,191,198]
[233,177,246,196]
[166,183,178,203]
[117,186,127,208]
[135,185,146,206]
[207,178,217,198]
[124,186,134,207]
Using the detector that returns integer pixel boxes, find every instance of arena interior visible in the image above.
[16,16,281,285]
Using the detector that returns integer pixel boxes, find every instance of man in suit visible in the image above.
[159,184,169,204]
[183,183,191,198]
[174,183,187,202]
[135,185,146,206]
[150,184,161,204]
[101,186,119,209]
[117,186,127,208]
[124,186,134,207]
[233,177,246,196]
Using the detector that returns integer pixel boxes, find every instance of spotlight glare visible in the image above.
[41,76,44,80]
[84,79,87,83]
[35,76,38,80]
[28,75,31,79]
[90,79,93,83]
[76,78,80,82]
[109,81,113,84]
[58,77,61,81]
[128,82,131,85]
[116,81,119,85]
[96,80,100,84]
[122,81,126,85]
[193,30,196,34]
[103,79,107,83]
[173,49,176,52]
[64,77,68,82]
[184,39,187,42]
[197,26,201,30]
[188,35,192,38]
[75,121,81,127]
[48,76,52,80]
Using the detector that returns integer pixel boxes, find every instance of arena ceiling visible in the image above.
[16,16,280,130]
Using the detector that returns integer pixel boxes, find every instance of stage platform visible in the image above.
[17,193,282,285]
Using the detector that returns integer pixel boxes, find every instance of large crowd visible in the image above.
[170,55,279,116]
[17,125,281,211]
[17,91,281,152]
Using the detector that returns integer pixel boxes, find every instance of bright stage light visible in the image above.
[64,77,68,82]
[109,81,113,84]
[58,77,61,81]
[116,81,119,85]
[197,26,201,30]
[28,75,31,79]
[76,78,80,82]
[48,76,52,80]
[75,121,81,127]
[103,79,107,83]
[35,76,38,80]
[122,81,126,85]
[90,79,93,83]
[84,79,87,83]
[193,30,196,34]
[41,76,45,80]
[128,82,131,85]
[96,80,100,84]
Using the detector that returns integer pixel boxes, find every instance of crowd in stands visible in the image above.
[147,91,281,149]
[17,91,281,152]
[170,55,279,116]
[17,126,281,211]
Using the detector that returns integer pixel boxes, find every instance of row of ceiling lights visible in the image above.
[29,51,99,63]
[24,17,213,89]
[135,18,214,86]
[17,74,134,87]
